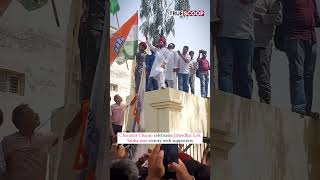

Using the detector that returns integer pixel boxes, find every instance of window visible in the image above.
[110,83,118,92]
[0,69,25,96]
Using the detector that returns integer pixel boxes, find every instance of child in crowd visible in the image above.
[1,104,81,180]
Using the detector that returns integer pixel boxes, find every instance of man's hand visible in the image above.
[111,144,128,159]
[146,144,165,180]
[168,159,193,180]
[137,153,150,168]
[161,64,166,69]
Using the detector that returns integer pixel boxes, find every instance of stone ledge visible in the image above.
[151,101,183,111]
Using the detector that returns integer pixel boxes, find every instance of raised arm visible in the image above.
[178,51,190,63]
[197,51,202,61]
[145,35,157,52]
[51,111,82,146]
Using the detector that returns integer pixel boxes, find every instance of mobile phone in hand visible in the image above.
[161,144,178,179]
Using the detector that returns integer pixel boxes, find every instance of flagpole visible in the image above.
[116,12,120,28]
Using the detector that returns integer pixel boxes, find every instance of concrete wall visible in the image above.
[213,90,320,180]
[110,60,134,103]
[124,88,210,161]
[0,0,72,137]
[0,0,82,179]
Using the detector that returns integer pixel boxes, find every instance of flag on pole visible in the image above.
[75,7,109,180]
[110,0,120,15]
[110,12,138,65]
[133,65,146,128]
[129,64,148,161]
[73,100,89,170]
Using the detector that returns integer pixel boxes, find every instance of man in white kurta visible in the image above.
[165,43,179,89]
[146,36,169,89]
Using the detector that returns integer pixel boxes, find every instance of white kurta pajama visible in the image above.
[147,41,169,89]
[165,50,179,89]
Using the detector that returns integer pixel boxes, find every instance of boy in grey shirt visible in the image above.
[216,0,256,99]
[253,0,282,104]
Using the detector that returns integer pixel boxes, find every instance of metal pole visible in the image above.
[116,12,120,28]
[51,0,60,27]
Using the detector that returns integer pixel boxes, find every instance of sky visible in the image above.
[110,0,211,97]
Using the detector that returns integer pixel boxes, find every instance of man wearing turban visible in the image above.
[145,35,169,89]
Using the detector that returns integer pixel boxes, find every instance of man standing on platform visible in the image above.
[189,51,198,94]
[253,0,282,104]
[146,35,169,89]
[282,0,320,119]
[166,43,179,89]
[177,46,191,93]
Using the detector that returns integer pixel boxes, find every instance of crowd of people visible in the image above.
[134,35,211,98]
[214,0,320,119]
[110,143,210,180]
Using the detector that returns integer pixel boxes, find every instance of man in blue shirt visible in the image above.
[146,50,159,91]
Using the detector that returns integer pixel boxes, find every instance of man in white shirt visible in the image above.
[146,35,169,89]
[165,43,179,89]
[188,51,198,94]
[177,46,191,93]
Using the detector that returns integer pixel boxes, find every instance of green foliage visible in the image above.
[140,0,190,45]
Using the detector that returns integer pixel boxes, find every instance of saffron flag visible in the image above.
[73,100,89,170]
[130,63,148,161]
[76,7,109,180]
[110,12,138,65]
[133,65,146,128]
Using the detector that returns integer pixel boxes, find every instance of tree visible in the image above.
[140,0,190,45]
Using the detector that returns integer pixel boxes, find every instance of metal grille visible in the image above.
[110,83,118,92]
[9,76,19,94]
[0,71,7,92]
[0,69,25,96]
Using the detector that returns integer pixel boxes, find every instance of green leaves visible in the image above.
[110,0,120,15]
[139,0,190,45]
